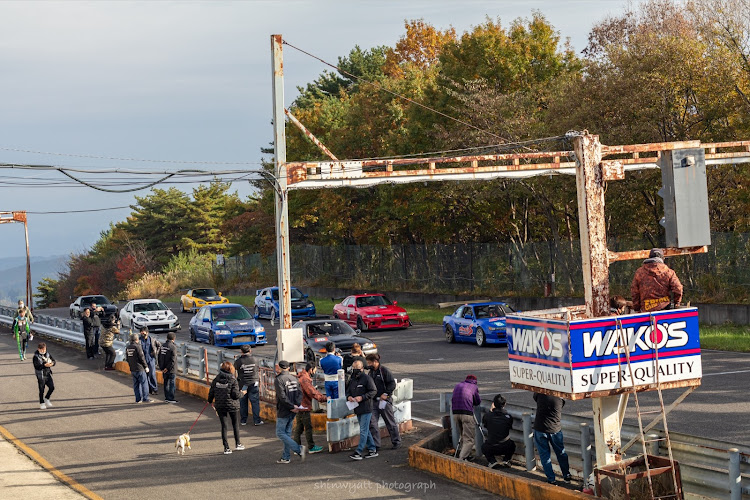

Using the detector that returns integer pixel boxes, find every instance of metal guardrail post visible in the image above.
[180,343,188,375]
[337,368,345,400]
[729,448,741,500]
[581,423,592,482]
[523,412,535,471]
[449,400,459,450]
[203,348,210,384]
[217,350,224,372]
[198,348,206,381]
[474,406,485,456]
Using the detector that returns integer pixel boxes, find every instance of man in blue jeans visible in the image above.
[234,345,263,425]
[158,332,178,403]
[125,333,152,403]
[533,393,571,484]
[274,360,306,464]
[346,360,378,460]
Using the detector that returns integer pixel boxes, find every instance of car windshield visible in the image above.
[211,306,252,321]
[271,288,304,301]
[356,295,392,307]
[473,304,515,318]
[82,296,111,306]
[134,302,168,313]
[307,321,356,337]
[193,288,218,298]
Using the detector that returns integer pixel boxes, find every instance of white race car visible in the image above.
[120,299,180,333]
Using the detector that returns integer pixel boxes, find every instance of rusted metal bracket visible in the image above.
[601,160,625,181]
[621,386,697,454]
[284,108,339,161]
[608,246,708,263]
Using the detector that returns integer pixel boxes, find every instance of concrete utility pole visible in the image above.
[271,34,293,330]
[572,134,622,467]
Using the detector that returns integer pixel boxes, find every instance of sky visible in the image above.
[0,0,628,263]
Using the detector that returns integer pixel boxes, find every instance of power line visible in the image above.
[282,39,511,143]
[24,206,132,214]
[0,145,264,166]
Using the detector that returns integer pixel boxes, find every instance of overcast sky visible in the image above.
[0,0,627,263]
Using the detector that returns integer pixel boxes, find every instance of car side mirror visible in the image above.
[355,329,361,335]
[265,297,272,301]
[202,317,210,323]
[393,300,398,305]
[303,294,309,299]
[348,304,355,308]
[219,292,223,296]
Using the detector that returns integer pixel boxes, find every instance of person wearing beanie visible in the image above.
[630,248,683,312]
[482,394,515,468]
[451,374,481,460]
[234,344,263,425]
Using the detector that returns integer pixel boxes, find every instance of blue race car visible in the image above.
[443,302,517,347]
[189,304,267,347]
[253,286,316,321]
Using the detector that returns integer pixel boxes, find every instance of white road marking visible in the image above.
[428,358,444,361]
[702,369,750,377]
[411,416,443,427]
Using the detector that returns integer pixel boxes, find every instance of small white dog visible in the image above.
[175,433,191,455]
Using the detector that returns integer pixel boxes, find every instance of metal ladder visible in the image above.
[614,314,681,499]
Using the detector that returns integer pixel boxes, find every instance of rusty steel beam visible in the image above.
[0,211,32,306]
[284,108,339,161]
[602,141,701,155]
[608,246,708,263]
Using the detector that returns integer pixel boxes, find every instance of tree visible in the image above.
[34,277,59,309]
[384,19,456,77]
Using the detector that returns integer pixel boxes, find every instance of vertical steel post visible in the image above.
[573,134,622,467]
[23,219,31,308]
[581,423,592,483]
[523,412,535,470]
[271,34,292,330]
[180,343,188,375]
[449,401,459,449]
[473,406,484,456]
[729,448,741,500]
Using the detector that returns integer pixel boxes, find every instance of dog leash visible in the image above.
[187,402,210,434]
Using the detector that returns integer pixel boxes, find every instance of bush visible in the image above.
[123,250,215,299]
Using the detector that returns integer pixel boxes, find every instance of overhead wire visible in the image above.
[24,206,132,214]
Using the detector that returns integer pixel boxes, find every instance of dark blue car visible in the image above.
[253,286,316,321]
[189,304,267,347]
[443,302,517,347]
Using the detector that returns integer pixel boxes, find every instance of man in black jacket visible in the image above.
[346,359,378,460]
[234,345,263,426]
[89,302,103,357]
[81,307,96,359]
[274,360,305,463]
[126,333,152,403]
[33,342,56,410]
[366,353,401,450]
[533,393,571,484]
[158,332,178,403]
[482,394,515,468]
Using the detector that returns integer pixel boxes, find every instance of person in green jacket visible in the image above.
[13,309,32,360]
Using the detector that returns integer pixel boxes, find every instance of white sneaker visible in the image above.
[40,404,46,410]
[44,399,53,408]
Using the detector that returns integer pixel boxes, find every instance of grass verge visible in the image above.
[699,325,750,352]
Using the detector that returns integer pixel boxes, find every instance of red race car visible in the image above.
[332,293,410,331]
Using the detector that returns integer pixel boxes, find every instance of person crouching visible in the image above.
[482,394,515,468]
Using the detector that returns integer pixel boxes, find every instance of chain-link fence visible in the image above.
[212,232,750,301]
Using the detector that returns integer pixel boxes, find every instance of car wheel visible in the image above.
[209,331,215,346]
[69,309,74,319]
[445,325,456,343]
[357,316,365,331]
[180,301,185,313]
[305,349,315,365]
[476,327,487,347]
[189,328,196,342]
[253,305,260,318]
[332,311,338,319]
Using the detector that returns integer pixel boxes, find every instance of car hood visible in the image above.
[97,304,117,312]
[133,310,172,320]
[215,319,262,331]
[195,296,223,302]
[357,304,405,314]
[306,333,373,350]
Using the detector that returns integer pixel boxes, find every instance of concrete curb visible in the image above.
[408,429,591,500]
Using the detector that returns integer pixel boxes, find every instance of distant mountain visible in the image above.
[0,255,68,305]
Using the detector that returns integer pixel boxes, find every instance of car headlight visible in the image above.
[195,299,205,304]
[256,326,265,333]
[215,329,231,336]
[488,326,502,332]
[365,314,382,318]
[362,342,375,350]
[397,312,408,317]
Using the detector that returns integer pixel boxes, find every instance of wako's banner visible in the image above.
[506,307,702,399]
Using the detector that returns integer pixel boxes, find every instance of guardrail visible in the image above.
[441,394,750,500]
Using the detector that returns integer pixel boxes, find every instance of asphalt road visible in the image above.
[41,304,750,444]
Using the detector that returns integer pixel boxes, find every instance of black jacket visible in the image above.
[125,341,147,373]
[368,364,396,398]
[234,354,259,387]
[33,350,55,377]
[82,316,94,336]
[483,407,513,445]
[346,371,377,416]
[208,369,240,412]
[275,370,302,418]
[158,340,178,375]
[533,393,565,434]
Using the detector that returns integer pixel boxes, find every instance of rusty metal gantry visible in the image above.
[0,211,32,307]
[270,33,750,470]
